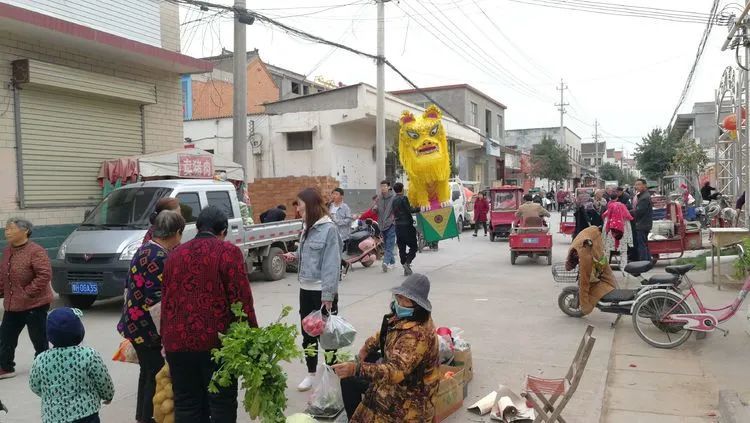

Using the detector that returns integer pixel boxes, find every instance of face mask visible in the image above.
[391,301,415,319]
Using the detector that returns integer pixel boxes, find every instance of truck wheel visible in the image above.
[490,232,496,242]
[65,295,97,310]
[510,251,517,265]
[457,217,465,232]
[547,253,552,265]
[262,247,286,281]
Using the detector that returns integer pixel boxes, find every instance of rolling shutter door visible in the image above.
[19,87,143,207]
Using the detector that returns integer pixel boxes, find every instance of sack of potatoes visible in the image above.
[153,364,174,423]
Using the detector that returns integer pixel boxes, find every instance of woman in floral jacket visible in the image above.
[118,211,184,423]
[333,274,440,422]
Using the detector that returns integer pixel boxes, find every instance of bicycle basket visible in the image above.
[551,262,579,284]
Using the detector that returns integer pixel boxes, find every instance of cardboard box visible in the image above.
[452,347,473,383]
[433,365,465,423]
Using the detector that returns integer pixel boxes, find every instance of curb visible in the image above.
[719,390,750,423]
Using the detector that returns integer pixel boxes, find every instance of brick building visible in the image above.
[0,1,209,252]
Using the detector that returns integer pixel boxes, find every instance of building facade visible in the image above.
[581,141,606,168]
[504,126,583,188]
[0,1,209,233]
[390,84,506,189]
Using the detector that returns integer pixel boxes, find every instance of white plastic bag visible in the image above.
[319,315,357,350]
[307,364,344,416]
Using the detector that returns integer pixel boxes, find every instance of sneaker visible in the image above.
[404,264,413,276]
[297,374,315,392]
[382,262,388,273]
[484,233,488,236]
[0,370,16,380]
[388,263,396,270]
[472,233,477,237]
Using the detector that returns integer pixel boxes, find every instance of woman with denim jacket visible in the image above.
[282,188,342,392]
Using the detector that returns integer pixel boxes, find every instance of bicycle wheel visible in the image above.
[631,291,693,349]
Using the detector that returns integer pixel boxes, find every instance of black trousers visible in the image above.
[0,303,49,372]
[165,351,238,423]
[395,224,418,265]
[134,343,165,423]
[473,221,488,235]
[299,289,338,373]
[341,376,370,419]
[72,413,100,423]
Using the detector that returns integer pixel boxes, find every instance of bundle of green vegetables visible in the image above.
[210,303,302,423]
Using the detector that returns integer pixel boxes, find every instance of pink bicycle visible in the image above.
[631,265,750,348]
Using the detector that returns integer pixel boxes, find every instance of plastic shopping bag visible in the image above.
[302,309,326,337]
[306,364,344,417]
[112,339,139,364]
[319,315,357,350]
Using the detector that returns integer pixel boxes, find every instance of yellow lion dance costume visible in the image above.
[399,105,452,210]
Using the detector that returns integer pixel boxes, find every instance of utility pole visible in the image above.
[555,78,569,186]
[375,0,387,187]
[593,119,599,178]
[555,79,569,147]
[233,0,248,183]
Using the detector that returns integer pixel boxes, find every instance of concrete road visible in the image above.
[0,213,618,422]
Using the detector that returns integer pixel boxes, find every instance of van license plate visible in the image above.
[71,282,98,295]
[523,238,539,244]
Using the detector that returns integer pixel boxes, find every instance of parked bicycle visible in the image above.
[631,259,750,349]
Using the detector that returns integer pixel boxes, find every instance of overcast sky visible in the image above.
[179,0,744,157]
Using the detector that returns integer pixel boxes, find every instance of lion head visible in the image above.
[398,105,451,183]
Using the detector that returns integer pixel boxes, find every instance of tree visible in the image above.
[531,136,570,183]
[633,128,679,181]
[671,138,708,178]
[598,163,621,182]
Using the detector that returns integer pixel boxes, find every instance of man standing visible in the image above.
[392,183,420,276]
[630,179,653,262]
[375,180,396,273]
[260,205,287,223]
[330,188,353,274]
[615,187,631,208]
[556,188,568,212]
[161,206,257,422]
[473,192,490,236]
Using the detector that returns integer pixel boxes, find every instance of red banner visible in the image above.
[178,155,214,178]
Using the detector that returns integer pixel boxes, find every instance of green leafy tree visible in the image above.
[671,138,708,177]
[633,128,679,181]
[598,163,621,182]
[531,136,570,183]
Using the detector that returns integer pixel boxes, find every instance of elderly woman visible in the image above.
[142,197,181,245]
[118,211,184,423]
[333,274,440,422]
[588,189,607,229]
[0,218,54,379]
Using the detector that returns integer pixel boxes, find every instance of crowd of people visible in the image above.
[0,179,443,423]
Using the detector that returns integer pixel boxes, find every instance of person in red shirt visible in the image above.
[357,196,379,224]
[472,192,490,237]
[161,206,257,423]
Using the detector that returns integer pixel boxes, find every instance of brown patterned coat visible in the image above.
[0,241,53,312]
[351,317,441,423]
[566,226,615,314]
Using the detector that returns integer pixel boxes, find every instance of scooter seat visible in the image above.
[644,274,680,285]
[665,264,695,275]
[623,261,654,276]
[600,289,637,302]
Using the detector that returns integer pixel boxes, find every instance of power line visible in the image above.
[666,0,720,130]
[502,0,730,25]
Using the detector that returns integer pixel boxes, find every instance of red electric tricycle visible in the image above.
[509,215,553,265]
[489,186,524,242]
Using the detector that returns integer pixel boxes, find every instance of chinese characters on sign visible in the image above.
[178,155,214,178]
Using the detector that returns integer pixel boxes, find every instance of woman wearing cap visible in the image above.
[333,273,440,422]
[118,211,185,423]
[30,307,115,423]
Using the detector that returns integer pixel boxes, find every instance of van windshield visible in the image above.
[81,187,173,229]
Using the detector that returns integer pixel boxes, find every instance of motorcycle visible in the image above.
[699,194,736,228]
[344,219,383,268]
[557,252,691,327]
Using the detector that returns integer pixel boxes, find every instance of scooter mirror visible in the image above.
[583,239,593,247]
[365,218,373,225]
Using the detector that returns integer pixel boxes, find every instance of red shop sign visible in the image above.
[178,154,214,178]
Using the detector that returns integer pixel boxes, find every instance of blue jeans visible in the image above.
[383,226,397,265]
[634,230,651,262]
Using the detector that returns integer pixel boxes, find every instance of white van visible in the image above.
[450,179,473,232]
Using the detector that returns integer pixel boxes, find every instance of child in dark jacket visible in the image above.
[29,308,114,423]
